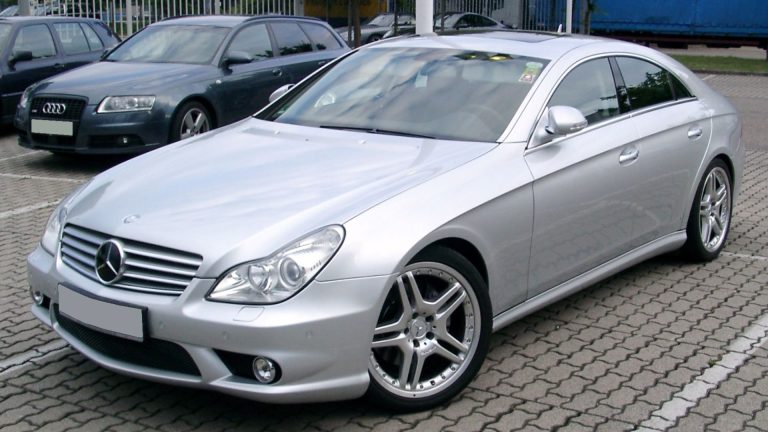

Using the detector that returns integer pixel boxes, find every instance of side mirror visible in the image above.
[269,83,295,103]
[530,106,588,148]
[546,106,588,136]
[222,51,253,68]
[9,50,33,67]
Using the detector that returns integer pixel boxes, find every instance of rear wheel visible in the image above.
[366,246,491,411]
[681,159,732,261]
[170,101,211,143]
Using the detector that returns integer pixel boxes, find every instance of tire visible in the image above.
[680,159,732,261]
[170,101,212,143]
[366,246,491,411]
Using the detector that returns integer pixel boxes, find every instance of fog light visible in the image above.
[252,357,277,383]
[30,287,47,307]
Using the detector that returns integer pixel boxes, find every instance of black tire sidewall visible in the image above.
[682,159,732,261]
[365,246,492,412]
[170,101,210,143]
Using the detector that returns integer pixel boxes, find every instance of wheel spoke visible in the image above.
[431,282,462,314]
[373,317,407,336]
[400,272,428,313]
[435,289,467,323]
[183,114,194,130]
[700,216,712,244]
[711,215,723,236]
[433,344,463,364]
[715,184,728,208]
[438,331,469,354]
[193,114,206,132]
[408,353,426,388]
[398,348,414,388]
[371,332,407,349]
[396,274,416,315]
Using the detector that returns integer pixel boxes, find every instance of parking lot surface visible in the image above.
[1,73,767,431]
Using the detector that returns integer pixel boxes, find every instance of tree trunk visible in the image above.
[352,0,361,47]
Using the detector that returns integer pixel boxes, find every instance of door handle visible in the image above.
[318,60,327,66]
[688,126,703,139]
[53,63,65,70]
[619,147,639,164]
[272,68,283,77]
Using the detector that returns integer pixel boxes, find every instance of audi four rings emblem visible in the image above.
[42,102,67,115]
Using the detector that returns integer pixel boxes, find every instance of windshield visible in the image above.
[106,25,229,64]
[434,14,462,28]
[262,47,548,142]
[365,14,394,27]
[0,6,17,16]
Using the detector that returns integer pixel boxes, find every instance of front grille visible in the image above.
[31,133,77,148]
[30,97,87,121]
[60,224,203,296]
[55,306,200,376]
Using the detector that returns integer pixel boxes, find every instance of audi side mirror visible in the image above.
[9,50,33,68]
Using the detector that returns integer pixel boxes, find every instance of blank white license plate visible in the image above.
[58,286,145,341]
[31,119,73,136]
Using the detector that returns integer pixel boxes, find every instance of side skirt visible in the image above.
[492,231,687,332]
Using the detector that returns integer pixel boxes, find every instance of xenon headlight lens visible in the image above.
[19,86,33,109]
[97,96,155,113]
[41,180,92,254]
[208,226,344,304]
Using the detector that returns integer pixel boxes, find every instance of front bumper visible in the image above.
[15,98,170,155]
[28,244,392,403]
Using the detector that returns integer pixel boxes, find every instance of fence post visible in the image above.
[126,1,134,36]
[415,0,433,34]
[566,0,573,33]
[18,0,31,15]
[293,0,304,15]
[214,0,221,14]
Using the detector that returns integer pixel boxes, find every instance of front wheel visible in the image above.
[170,101,212,143]
[680,159,732,261]
[366,246,491,411]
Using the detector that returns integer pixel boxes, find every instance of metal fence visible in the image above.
[39,0,295,36]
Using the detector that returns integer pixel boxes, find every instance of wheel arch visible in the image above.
[412,237,489,287]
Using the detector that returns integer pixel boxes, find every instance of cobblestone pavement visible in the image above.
[1,74,767,432]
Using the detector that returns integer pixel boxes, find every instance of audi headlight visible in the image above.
[97,96,155,113]
[19,86,33,109]
[208,226,344,304]
[41,180,92,254]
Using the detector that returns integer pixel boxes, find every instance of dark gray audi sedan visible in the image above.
[15,15,348,154]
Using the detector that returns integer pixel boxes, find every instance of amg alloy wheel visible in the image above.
[682,159,732,261]
[367,247,490,411]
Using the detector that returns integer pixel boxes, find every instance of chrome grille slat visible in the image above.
[122,270,190,287]
[61,235,98,257]
[124,257,198,278]
[60,244,94,268]
[60,225,202,296]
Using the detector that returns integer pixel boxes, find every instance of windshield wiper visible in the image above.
[319,125,434,139]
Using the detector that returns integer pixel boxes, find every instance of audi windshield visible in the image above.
[106,25,229,64]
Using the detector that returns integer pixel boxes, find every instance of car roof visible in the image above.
[153,14,321,28]
[374,30,609,61]
[0,16,99,24]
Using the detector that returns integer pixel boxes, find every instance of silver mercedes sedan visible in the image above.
[28,31,744,411]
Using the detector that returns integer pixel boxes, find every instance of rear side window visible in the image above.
[549,58,619,125]
[270,22,313,56]
[54,23,90,54]
[227,24,273,59]
[12,24,57,59]
[616,57,675,110]
[299,23,342,51]
[80,23,103,51]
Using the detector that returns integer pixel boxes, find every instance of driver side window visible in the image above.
[12,24,57,60]
[227,24,273,60]
[549,58,619,125]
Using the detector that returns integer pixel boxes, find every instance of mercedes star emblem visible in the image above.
[94,239,126,284]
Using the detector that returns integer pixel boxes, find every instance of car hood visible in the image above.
[32,61,214,101]
[67,119,497,276]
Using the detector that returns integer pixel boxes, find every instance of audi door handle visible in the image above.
[619,147,640,164]
[53,63,65,69]
[318,60,328,66]
[272,68,283,77]
[688,126,703,139]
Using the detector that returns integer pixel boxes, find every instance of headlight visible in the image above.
[97,96,155,113]
[19,86,33,109]
[41,180,91,254]
[207,226,344,304]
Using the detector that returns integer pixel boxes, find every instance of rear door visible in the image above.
[615,56,712,246]
[269,21,345,84]
[2,23,61,117]
[213,22,288,124]
[51,22,102,71]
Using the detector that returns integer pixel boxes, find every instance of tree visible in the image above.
[579,0,597,34]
